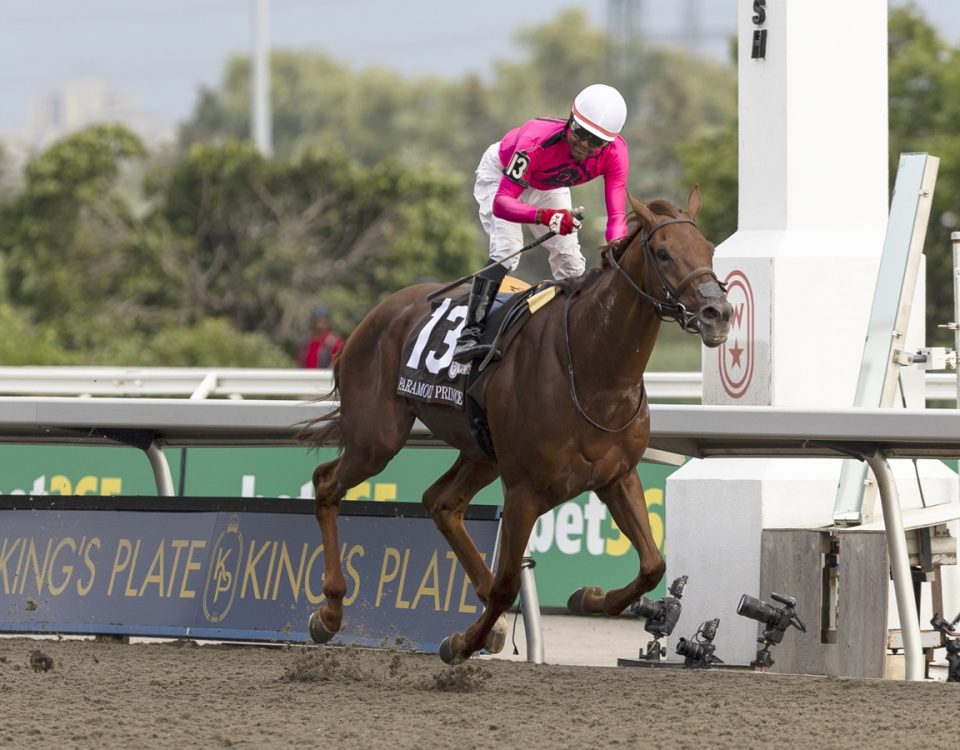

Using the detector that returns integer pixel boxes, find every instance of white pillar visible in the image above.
[708,0,889,406]
[668,0,894,668]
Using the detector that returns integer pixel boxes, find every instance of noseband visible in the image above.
[607,217,723,335]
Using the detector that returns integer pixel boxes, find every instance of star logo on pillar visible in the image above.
[728,340,744,369]
[718,270,754,399]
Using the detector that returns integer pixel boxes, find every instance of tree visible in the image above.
[180,50,494,178]
[149,141,482,349]
[178,10,737,244]
[0,124,174,352]
[888,6,960,344]
[676,121,738,246]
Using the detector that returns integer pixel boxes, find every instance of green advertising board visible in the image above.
[0,444,675,607]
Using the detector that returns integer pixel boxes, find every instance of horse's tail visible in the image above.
[296,357,344,449]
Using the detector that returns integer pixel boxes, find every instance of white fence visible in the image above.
[0,366,955,403]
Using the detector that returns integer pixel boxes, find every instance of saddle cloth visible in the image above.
[396,277,557,411]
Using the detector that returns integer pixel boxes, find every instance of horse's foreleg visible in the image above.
[423,454,503,653]
[568,469,665,617]
[440,488,542,663]
[422,454,500,601]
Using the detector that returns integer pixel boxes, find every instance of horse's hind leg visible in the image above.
[421,454,502,650]
[567,468,665,616]
[310,415,414,643]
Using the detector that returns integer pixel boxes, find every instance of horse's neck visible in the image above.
[567,268,663,384]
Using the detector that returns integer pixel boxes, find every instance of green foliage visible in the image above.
[676,121,738,245]
[99,318,292,367]
[0,304,86,365]
[888,6,960,344]
[0,123,480,364]
[181,50,492,178]
[648,324,704,372]
[150,141,481,345]
[0,125,183,354]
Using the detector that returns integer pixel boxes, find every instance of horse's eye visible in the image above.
[655,248,670,262]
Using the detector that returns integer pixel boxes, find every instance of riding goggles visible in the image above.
[570,122,607,148]
[569,122,607,149]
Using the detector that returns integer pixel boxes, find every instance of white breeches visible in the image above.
[473,142,586,281]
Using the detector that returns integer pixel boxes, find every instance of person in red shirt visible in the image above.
[297,305,344,368]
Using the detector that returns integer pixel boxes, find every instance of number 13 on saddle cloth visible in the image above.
[397,275,558,410]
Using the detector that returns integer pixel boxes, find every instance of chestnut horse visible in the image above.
[302,186,732,663]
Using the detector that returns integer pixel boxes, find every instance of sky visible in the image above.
[0,1,957,136]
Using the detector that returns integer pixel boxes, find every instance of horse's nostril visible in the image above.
[700,305,719,322]
[708,302,733,324]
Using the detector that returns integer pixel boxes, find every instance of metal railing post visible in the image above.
[146,442,175,497]
[519,556,544,664]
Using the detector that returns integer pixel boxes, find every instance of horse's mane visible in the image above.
[556,197,683,296]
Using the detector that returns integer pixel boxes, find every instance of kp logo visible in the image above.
[202,514,243,624]
[718,270,754,399]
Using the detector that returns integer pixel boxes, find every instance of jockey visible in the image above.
[452,83,630,364]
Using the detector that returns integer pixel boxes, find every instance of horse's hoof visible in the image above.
[567,586,604,615]
[484,615,507,654]
[308,610,337,644]
[438,634,465,665]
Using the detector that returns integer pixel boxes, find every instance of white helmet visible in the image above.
[571,84,627,142]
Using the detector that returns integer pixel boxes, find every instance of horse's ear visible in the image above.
[628,192,656,228]
[686,184,702,221]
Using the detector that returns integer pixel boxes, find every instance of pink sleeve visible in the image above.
[492,175,539,224]
[603,144,630,242]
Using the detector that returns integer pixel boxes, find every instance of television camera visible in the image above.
[737,591,806,669]
[675,617,723,669]
[930,611,960,682]
[630,575,687,660]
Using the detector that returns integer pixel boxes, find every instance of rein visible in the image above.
[563,290,647,432]
[563,216,720,433]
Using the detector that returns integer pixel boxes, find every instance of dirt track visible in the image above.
[2,636,958,749]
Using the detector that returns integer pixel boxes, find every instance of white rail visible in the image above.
[0,367,954,403]
[0,367,336,399]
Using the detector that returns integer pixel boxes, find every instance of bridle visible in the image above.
[607,217,724,336]
[563,216,723,433]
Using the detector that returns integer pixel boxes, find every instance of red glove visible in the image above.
[536,208,581,236]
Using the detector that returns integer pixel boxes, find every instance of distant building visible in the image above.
[20,78,174,151]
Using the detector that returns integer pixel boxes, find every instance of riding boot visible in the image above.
[452,276,501,363]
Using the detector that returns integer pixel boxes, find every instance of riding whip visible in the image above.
[426,207,584,301]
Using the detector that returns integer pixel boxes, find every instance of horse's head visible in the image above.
[616,186,732,348]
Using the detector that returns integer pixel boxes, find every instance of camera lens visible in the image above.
[632,596,662,620]
[675,637,703,660]
[737,594,777,624]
